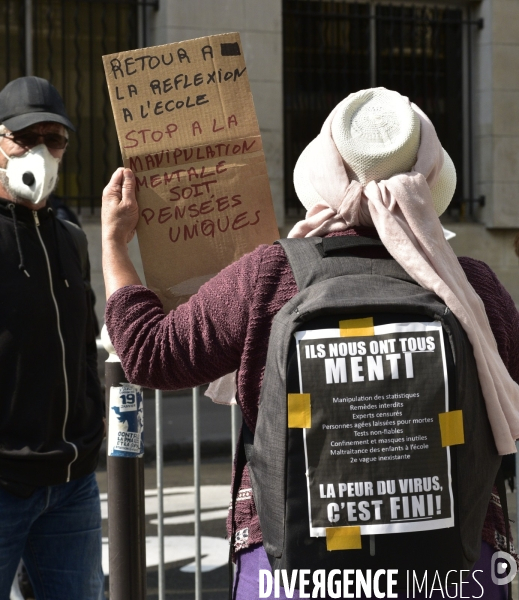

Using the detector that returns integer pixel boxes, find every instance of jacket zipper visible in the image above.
[33,210,78,481]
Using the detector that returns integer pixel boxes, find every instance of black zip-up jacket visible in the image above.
[0,198,103,489]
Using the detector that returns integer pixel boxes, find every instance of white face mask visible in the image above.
[0,144,60,205]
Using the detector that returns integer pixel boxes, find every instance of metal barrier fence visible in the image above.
[154,390,239,600]
[152,388,239,600]
[103,328,240,600]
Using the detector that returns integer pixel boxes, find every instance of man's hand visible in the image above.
[102,167,139,245]
[102,168,142,299]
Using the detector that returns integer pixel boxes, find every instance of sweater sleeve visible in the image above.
[105,245,268,390]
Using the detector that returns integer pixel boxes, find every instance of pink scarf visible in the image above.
[289,99,519,455]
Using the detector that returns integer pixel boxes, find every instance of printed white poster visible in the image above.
[108,383,144,458]
[295,321,453,537]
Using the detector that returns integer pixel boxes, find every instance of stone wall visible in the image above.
[441,0,519,305]
[443,223,519,305]
[475,0,519,228]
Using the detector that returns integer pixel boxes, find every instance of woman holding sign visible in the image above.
[102,88,519,599]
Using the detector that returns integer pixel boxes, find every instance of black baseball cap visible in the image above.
[0,76,75,132]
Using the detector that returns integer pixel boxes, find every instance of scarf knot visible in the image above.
[337,180,367,227]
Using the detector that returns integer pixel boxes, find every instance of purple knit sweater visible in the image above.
[105,228,519,555]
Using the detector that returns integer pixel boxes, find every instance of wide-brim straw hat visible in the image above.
[293,88,456,217]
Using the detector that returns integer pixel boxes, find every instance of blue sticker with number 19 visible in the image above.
[108,383,144,457]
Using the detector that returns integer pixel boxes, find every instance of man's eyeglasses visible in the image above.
[0,131,69,150]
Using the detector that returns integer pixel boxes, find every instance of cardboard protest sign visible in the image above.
[294,320,454,537]
[103,33,279,311]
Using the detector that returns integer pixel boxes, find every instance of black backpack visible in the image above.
[244,235,502,590]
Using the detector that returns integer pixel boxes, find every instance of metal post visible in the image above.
[155,389,165,600]
[369,1,376,88]
[193,386,202,600]
[466,6,474,219]
[137,0,144,49]
[102,326,146,600]
[24,0,33,76]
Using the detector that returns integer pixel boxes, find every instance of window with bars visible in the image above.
[0,0,157,213]
[283,1,473,219]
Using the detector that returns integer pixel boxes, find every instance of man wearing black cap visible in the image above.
[0,77,104,599]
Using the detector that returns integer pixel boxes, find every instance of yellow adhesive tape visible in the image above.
[287,394,311,429]
[326,526,362,551]
[439,410,465,447]
[339,317,374,337]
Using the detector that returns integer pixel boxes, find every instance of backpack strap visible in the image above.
[319,235,384,255]
[277,236,416,291]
